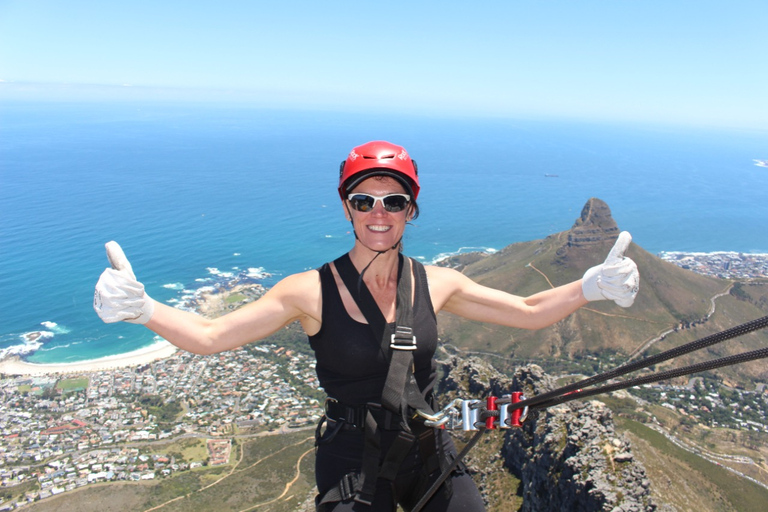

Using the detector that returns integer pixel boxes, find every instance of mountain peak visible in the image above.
[567,197,620,248]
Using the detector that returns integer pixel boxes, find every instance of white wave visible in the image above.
[233,252,241,256]
[162,283,185,290]
[207,267,234,278]
[40,321,70,335]
[246,267,270,279]
[0,331,52,359]
[38,342,74,352]
[430,246,498,264]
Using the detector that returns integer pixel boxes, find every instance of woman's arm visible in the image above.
[145,271,322,355]
[94,242,322,355]
[426,232,638,329]
[427,266,587,330]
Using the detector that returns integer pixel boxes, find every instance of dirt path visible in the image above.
[239,445,315,511]
[627,283,733,360]
[142,436,314,512]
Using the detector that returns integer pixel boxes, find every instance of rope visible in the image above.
[531,345,768,410]
[411,430,483,512]
[510,314,768,412]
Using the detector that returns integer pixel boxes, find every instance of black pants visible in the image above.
[315,423,486,511]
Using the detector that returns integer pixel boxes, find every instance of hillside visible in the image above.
[437,198,768,387]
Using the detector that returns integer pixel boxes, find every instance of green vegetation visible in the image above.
[138,395,183,423]
[225,293,247,304]
[56,377,89,393]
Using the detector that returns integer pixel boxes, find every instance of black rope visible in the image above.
[411,430,484,512]
[531,346,768,410]
[507,315,768,411]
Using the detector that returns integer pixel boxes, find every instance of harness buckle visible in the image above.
[390,326,417,350]
[339,472,359,501]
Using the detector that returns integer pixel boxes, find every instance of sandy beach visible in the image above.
[0,282,263,379]
[0,342,179,377]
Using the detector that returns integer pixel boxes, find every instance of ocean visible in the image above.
[1,102,766,365]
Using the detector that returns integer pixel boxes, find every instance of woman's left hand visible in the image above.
[582,231,639,307]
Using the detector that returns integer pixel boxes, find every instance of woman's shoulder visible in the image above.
[422,264,469,311]
[275,268,322,291]
[423,263,463,281]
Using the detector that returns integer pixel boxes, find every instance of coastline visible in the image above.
[0,341,178,377]
[0,282,264,378]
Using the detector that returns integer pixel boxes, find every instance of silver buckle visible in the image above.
[390,326,417,350]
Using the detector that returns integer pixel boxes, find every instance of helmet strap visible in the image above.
[345,203,402,293]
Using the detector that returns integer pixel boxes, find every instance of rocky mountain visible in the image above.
[436,197,768,386]
[562,197,621,251]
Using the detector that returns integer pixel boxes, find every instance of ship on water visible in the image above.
[754,159,768,168]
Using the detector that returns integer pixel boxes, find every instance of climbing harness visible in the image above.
[316,253,454,508]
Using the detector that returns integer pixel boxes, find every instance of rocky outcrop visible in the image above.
[437,356,657,511]
[566,197,620,249]
[502,365,657,512]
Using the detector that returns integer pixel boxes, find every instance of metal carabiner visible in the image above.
[415,398,463,428]
[499,392,528,428]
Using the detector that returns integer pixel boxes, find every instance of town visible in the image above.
[659,251,768,279]
[0,344,323,508]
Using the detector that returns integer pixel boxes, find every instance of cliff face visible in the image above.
[567,197,620,248]
[502,365,656,512]
[438,357,657,512]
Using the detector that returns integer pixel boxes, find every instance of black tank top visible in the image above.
[308,256,438,406]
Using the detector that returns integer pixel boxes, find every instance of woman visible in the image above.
[94,140,639,511]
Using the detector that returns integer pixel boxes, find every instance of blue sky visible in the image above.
[1,1,766,128]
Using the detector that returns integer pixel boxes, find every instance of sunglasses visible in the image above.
[347,193,411,213]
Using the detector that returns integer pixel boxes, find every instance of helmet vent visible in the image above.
[363,153,395,160]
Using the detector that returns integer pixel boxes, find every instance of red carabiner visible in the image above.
[485,396,498,430]
[508,392,523,427]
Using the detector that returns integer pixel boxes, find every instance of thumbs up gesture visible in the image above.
[93,242,155,324]
[582,231,639,307]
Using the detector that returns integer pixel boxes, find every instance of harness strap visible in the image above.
[332,253,441,505]
[316,472,360,510]
[357,408,382,504]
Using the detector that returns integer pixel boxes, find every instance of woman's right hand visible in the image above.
[94,241,155,324]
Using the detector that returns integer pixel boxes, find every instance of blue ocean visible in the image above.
[1,102,767,364]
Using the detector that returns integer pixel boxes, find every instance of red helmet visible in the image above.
[338,141,420,200]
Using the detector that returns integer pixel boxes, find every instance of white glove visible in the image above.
[582,231,639,308]
[93,241,155,324]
